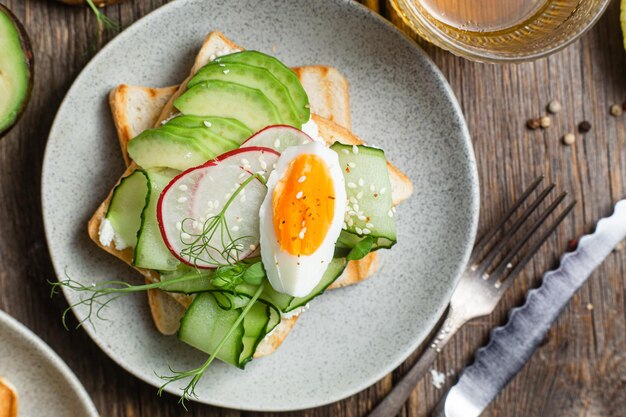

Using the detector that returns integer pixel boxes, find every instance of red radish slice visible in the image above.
[240,125,313,153]
[158,147,280,268]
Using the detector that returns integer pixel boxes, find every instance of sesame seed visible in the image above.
[299,227,307,239]
[240,195,246,202]
[223,69,230,74]
[352,145,359,154]
[225,193,231,199]
[274,139,281,149]
[342,149,350,155]
[380,187,387,195]
[355,227,363,234]
[238,172,247,179]
[249,244,256,251]
[296,191,304,199]
[175,222,182,231]
[370,184,376,192]
[347,182,357,189]
[342,222,348,230]
[213,200,219,208]
[356,191,363,199]
[348,210,357,216]
[241,158,249,166]
[353,203,360,211]
[347,218,354,227]
[349,196,358,204]
[260,160,267,170]
[232,225,240,232]
[392,206,397,213]
[302,220,306,226]
[181,232,191,240]
[178,184,188,191]
[358,178,364,187]
[388,209,394,218]
[348,162,356,168]
[366,223,374,228]
[209,176,215,182]
[203,121,212,128]
[272,163,277,169]
[358,215,367,221]
[362,228,371,235]
[298,176,307,183]
[177,197,187,203]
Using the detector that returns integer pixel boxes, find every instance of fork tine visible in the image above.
[470,176,544,264]
[491,199,575,289]
[474,183,555,276]
[495,201,576,291]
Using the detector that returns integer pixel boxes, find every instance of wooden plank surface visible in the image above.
[0,0,624,416]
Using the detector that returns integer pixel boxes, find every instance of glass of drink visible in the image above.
[388,0,611,63]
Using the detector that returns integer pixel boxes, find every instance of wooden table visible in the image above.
[1,0,624,416]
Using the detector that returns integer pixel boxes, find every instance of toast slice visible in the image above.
[91,32,413,355]
[0,378,18,417]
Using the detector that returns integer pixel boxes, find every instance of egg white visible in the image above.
[259,141,347,297]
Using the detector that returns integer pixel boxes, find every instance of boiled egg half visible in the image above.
[259,141,347,297]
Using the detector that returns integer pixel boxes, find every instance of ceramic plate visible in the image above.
[42,0,478,411]
[0,310,98,416]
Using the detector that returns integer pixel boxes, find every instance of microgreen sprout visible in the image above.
[85,0,119,31]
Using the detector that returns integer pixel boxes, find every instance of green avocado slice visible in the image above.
[174,80,282,133]
[188,62,301,128]
[215,51,310,124]
[0,5,33,136]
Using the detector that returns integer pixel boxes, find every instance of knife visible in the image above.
[434,199,626,417]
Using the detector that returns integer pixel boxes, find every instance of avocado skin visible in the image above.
[0,4,34,138]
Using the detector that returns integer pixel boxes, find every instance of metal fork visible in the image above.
[367,177,575,417]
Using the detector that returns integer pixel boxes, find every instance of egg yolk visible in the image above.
[272,154,335,256]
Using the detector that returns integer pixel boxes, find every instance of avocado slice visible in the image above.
[160,124,240,156]
[215,51,310,124]
[128,128,212,171]
[174,80,282,133]
[0,5,33,137]
[165,115,252,142]
[188,62,301,128]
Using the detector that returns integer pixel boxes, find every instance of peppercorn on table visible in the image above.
[0,0,624,416]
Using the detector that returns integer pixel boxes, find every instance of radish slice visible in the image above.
[158,147,280,268]
[240,125,313,153]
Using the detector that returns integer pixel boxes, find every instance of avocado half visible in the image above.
[0,4,33,137]
[56,0,125,5]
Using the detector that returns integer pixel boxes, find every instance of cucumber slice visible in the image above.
[104,170,149,250]
[215,51,310,124]
[128,128,211,171]
[178,292,244,367]
[189,62,300,128]
[178,291,280,368]
[330,142,397,249]
[134,168,180,271]
[161,124,240,157]
[240,302,270,366]
[174,80,282,133]
[165,115,252,142]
